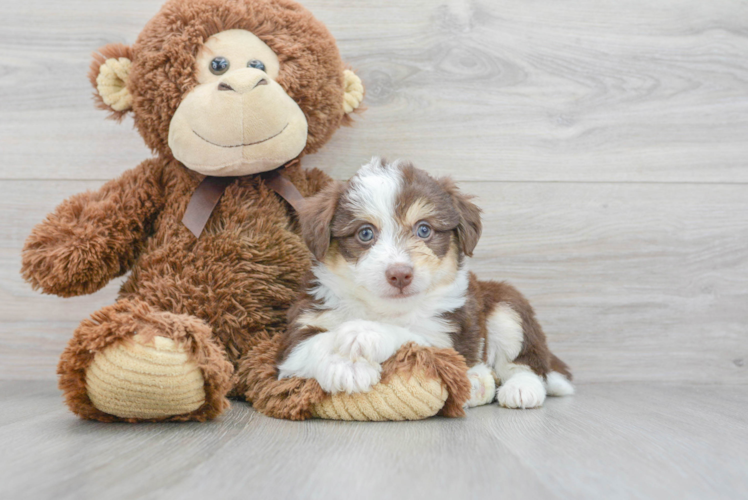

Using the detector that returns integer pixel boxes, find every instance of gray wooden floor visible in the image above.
[1,381,746,500]
[1,0,747,498]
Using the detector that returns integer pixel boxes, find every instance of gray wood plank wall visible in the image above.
[1,0,746,384]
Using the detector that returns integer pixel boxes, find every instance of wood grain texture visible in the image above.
[1,0,748,181]
[0,380,746,500]
[1,180,746,383]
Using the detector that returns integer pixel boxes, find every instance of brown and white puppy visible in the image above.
[277,158,573,409]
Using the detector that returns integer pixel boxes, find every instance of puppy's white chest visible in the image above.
[384,313,456,349]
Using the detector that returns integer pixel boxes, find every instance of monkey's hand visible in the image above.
[21,160,164,297]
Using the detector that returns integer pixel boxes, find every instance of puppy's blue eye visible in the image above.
[210,56,229,75]
[247,59,266,72]
[416,223,432,239]
[357,226,375,243]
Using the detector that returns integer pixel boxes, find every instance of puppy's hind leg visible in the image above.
[480,280,574,409]
[483,302,545,409]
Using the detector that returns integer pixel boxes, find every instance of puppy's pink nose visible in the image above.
[385,264,413,291]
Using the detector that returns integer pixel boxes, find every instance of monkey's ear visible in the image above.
[342,69,364,114]
[299,181,345,261]
[88,43,134,120]
[439,177,483,257]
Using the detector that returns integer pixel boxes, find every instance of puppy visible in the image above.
[276,158,574,409]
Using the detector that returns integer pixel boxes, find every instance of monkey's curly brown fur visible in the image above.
[21,0,469,422]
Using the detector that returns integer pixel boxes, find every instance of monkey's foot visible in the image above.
[86,334,206,419]
[58,299,233,422]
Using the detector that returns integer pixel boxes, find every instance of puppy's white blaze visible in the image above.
[545,371,575,397]
[485,303,524,380]
[345,158,422,299]
[346,157,401,228]
[497,371,546,409]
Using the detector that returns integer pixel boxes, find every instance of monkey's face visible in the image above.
[168,29,308,176]
[90,0,364,168]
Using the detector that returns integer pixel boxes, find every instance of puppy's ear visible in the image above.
[299,181,345,261]
[439,177,482,257]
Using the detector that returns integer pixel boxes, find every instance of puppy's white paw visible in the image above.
[316,356,381,394]
[466,363,496,408]
[334,320,390,364]
[497,371,546,409]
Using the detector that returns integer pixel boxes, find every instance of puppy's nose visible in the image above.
[385,264,414,291]
[217,70,268,94]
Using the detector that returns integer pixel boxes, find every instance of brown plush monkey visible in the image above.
[21,0,470,422]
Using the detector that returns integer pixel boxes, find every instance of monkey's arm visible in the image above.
[21,159,165,297]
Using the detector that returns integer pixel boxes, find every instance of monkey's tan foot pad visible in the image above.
[311,369,449,421]
[85,334,206,419]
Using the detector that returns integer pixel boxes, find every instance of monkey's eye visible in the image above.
[356,225,376,244]
[210,57,230,75]
[415,222,432,239]
[247,59,266,72]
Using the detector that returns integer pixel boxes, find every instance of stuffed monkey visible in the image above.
[21,0,470,422]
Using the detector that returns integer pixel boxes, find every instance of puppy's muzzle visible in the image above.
[385,264,413,291]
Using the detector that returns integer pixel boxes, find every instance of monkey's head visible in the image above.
[90,0,363,176]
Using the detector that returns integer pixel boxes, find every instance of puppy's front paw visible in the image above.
[497,372,546,409]
[316,357,381,394]
[334,320,390,363]
[466,364,496,408]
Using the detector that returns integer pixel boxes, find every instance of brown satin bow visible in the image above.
[182,167,305,238]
